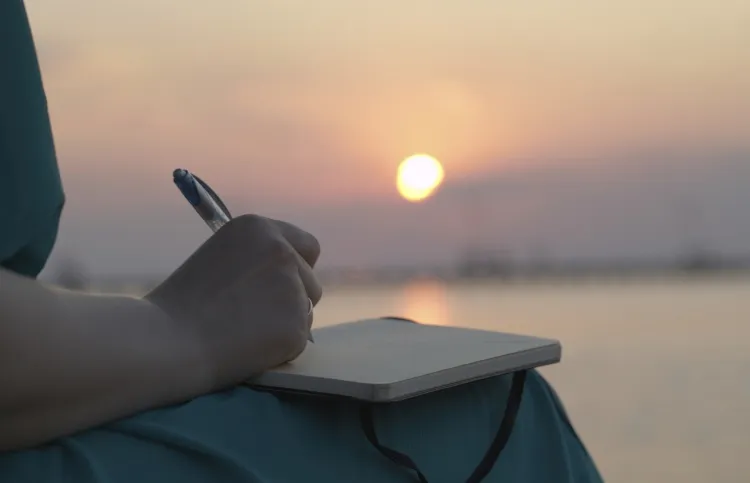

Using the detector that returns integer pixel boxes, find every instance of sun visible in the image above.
[396,154,445,202]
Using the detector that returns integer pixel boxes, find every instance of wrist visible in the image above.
[133,297,215,400]
[0,281,217,448]
[54,290,214,409]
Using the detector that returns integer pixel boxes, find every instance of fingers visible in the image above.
[224,214,322,306]
[305,297,315,341]
[296,254,323,306]
[263,216,323,305]
[273,263,313,361]
[268,218,321,268]
[289,266,316,345]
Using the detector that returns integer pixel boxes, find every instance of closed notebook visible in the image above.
[247,318,561,402]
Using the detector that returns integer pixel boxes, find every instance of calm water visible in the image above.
[313,276,750,483]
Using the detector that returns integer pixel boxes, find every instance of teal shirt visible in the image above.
[0,0,64,277]
[0,3,603,482]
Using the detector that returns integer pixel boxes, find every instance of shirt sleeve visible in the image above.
[0,0,65,277]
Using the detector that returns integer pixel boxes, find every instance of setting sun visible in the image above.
[396,154,445,202]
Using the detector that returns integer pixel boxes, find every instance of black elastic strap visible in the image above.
[360,406,430,483]
[360,370,528,483]
[465,370,527,482]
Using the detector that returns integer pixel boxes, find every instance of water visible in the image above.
[313,276,750,483]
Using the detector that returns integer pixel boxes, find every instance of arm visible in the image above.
[0,268,208,452]
[0,215,321,452]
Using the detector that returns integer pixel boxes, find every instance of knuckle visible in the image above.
[232,214,269,234]
[265,238,295,265]
[293,225,320,257]
[306,234,322,259]
[309,281,323,305]
[276,220,321,263]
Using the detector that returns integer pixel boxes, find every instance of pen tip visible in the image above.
[173,168,188,180]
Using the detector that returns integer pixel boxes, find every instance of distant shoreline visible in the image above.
[317,266,750,289]
[54,263,750,294]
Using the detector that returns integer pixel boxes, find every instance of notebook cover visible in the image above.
[247,318,561,402]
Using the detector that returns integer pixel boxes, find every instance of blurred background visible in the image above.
[29,0,749,481]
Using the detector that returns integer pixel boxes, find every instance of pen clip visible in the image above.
[193,174,232,219]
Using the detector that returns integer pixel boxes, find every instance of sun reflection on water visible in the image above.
[396,278,452,326]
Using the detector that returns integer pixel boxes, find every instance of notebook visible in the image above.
[247,317,561,402]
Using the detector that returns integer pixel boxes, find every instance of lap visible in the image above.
[0,371,602,483]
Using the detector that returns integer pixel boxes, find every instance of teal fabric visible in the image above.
[0,2,604,482]
[0,0,64,278]
[0,372,603,483]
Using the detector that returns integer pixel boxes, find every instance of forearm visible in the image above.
[0,269,208,451]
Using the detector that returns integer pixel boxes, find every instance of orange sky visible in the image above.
[27,0,749,208]
[22,0,750,275]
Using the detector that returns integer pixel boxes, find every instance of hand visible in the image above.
[145,214,322,391]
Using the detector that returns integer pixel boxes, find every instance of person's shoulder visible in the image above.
[0,0,64,277]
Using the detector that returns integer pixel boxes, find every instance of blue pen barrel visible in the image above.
[172,169,231,232]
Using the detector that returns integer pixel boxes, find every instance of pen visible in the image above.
[172,169,232,233]
[172,169,314,342]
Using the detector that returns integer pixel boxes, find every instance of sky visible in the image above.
[23,0,750,277]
